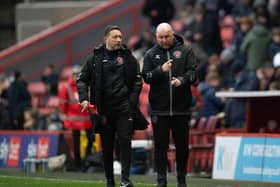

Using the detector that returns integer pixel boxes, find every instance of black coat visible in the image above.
[77,45,148,131]
[142,0,175,27]
[142,35,197,116]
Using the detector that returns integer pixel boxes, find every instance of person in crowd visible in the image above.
[199,73,224,118]
[41,64,59,96]
[268,27,280,62]
[142,23,198,187]
[77,25,147,187]
[142,0,175,30]
[0,74,11,129]
[225,62,259,128]
[59,65,94,171]
[23,107,45,130]
[232,16,253,66]
[241,9,272,70]
[7,70,31,130]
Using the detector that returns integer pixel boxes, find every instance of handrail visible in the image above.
[0,0,123,59]
[0,0,146,81]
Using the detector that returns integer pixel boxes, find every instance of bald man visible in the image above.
[142,23,198,187]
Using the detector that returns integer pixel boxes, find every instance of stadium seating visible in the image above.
[38,96,60,115]
[187,116,218,174]
[28,81,48,108]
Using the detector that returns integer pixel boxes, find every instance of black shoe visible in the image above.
[156,181,167,187]
[106,179,115,187]
[120,180,134,187]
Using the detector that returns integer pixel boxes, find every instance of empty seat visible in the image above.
[28,81,47,96]
[39,96,60,115]
[28,81,48,107]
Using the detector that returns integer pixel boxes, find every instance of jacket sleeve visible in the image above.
[178,47,198,86]
[142,52,167,84]
[129,53,143,109]
[77,53,93,103]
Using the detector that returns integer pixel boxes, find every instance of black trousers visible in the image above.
[152,115,189,177]
[100,115,133,181]
[73,128,94,168]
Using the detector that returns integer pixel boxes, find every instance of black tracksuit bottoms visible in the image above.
[100,115,133,182]
[152,115,189,177]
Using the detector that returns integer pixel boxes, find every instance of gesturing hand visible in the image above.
[161,59,173,72]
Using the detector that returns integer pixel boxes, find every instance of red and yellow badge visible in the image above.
[117,57,124,64]
[173,51,182,58]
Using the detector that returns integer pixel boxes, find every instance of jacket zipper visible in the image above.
[167,51,173,116]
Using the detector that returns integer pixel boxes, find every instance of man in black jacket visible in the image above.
[142,23,197,187]
[77,25,146,187]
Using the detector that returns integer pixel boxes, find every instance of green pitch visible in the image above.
[0,169,280,187]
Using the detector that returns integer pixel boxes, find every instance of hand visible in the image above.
[161,59,173,72]
[80,100,89,112]
[171,77,182,87]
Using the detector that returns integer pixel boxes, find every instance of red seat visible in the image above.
[28,81,47,107]
[46,96,60,108]
[28,81,47,96]
[189,117,207,144]
[187,116,218,173]
[39,96,60,115]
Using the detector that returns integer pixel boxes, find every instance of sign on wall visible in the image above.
[0,131,59,168]
[213,134,280,182]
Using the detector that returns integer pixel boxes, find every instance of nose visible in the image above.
[116,37,122,42]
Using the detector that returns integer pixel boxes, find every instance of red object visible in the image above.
[88,104,98,114]
[58,77,92,130]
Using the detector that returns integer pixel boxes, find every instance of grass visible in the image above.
[1,169,280,187]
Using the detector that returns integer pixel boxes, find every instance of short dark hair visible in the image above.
[104,25,121,36]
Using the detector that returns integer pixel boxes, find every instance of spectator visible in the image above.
[268,0,280,27]
[199,73,225,118]
[232,0,253,18]
[225,62,259,128]
[59,65,94,171]
[256,63,275,90]
[23,107,45,130]
[41,64,59,96]
[268,27,280,61]
[142,0,175,30]
[232,16,253,65]
[241,10,272,70]
[0,74,11,129]
[7,70,31,129]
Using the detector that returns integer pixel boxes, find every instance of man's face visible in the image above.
[105,29,122,50]
[156,29,174,49]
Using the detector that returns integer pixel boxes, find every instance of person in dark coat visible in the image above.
[225,63,259,128]
[77,25,147,187]
[41,64,59,96]
[142,0,175,30]
[199,73,224,118]
[7,70,31,130]
[142,23,198,187]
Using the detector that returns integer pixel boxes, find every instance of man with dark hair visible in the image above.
[143,23,198,187]
[142,0,175,30]
[77,25,147,187]
[7,70,31,129]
